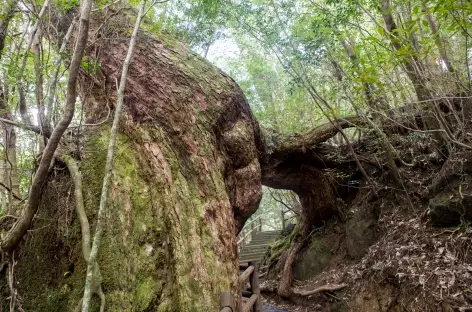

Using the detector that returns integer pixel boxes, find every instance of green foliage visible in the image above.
[53,0,79,11]
[81,57,101,75]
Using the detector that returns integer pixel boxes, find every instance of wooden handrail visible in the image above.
[242,216,261,230]
[238,265,254,283]
[242,294,258,312]
[239,261,261,312]
[220,261,261,312]
[219,290,234,312]
[237,216,262,248]
[237,227,257,246]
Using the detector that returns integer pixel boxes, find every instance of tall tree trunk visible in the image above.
[0,0,20,212]
[1,7,263,311]
[0,0,16,58]
[340,39,402,184]
[379,0,452,149]
[0,86,21,212]
[422,4,454,73]
[379,0,429,101]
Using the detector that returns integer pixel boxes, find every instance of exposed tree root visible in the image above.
[61,155,105,312]
[7,255,16,312]
[277,238,303,298]
[293,283,347,296]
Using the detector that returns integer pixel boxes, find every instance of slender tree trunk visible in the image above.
[81,1,147,311]
[32,29,47,151]
[422,4,454,73]
[340,39,402,184]
[379,0,452,150]
[0,86,21,213]
[380,0,429,101]
[0,0,92,253]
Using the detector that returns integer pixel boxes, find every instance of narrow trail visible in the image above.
[239,229,291,312]
[262,305,289,312]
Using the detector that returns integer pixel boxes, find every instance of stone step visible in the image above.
[253,232,280,237]
[240,243,270,249]
[240,248,269,254]
[238,231,280,263]
[254,234,280,238]
[239,252,267,260]
[252,234,280,239]
[240,251,267,256]
[251,237,279,241]
[253,232,281,236]
[239,256,265,263]
[249,239,277,245]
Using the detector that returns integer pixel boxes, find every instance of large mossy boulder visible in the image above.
[1,11,263,311]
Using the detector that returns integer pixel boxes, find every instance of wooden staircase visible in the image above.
[239,231,280,263]
[219,215,288,312]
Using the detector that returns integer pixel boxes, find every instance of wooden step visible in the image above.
[239,253,267,262]
[240,243,270,250]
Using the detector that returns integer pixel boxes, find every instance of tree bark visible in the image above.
[0,5,264,310]
[0,0,16,59]
[0,0,20,212]
[422,4,454,73]
[277,239,302,298]
[0,85,21,213]
[81,1,146,310]
[0,3,447,311]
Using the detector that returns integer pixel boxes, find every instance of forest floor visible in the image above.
[260,137,472,311]
[262,303,291,312]
[262,198,472,311]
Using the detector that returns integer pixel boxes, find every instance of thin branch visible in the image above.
[0,181,23,201]
[17,0,51,124]
[0,118,44,136]
[45,17,78,129]
[61,154,105,312]
[81,0,148,310]
[269,191,299,216]
[1,0,93,253]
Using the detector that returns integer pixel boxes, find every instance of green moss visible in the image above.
[293,235,332,281]
[80,128,166,310]
[8,122,234,311]
[136,277,159,310]
[269,224,300,262]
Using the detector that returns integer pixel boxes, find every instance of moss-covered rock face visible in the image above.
[292,236,332,281]
[429,175,472,226]
[346,205,379,260]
